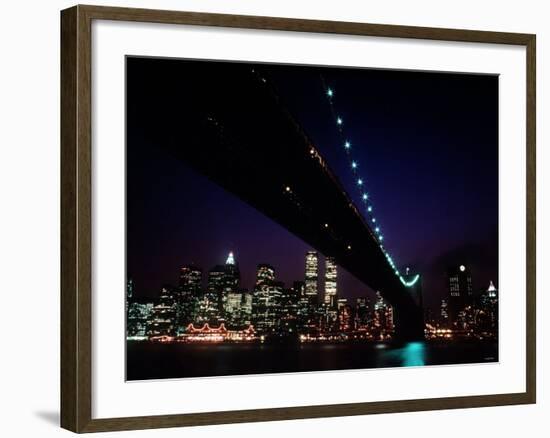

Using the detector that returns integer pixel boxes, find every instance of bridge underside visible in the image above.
[128,58,424,340]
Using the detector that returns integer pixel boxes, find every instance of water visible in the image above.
[126,340,498,381]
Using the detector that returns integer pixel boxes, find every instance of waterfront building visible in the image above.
[252,280,283,334]
[127,302,153,339]
[148,286,177,339]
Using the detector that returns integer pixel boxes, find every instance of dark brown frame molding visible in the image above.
[61,4,536,433]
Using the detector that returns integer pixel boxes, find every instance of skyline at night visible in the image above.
[127,57,498,313]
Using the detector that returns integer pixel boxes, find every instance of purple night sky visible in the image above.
[126,58,498,311]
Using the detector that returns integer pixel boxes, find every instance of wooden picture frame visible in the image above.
[61,4,536,433]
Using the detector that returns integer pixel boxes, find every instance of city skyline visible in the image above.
[127,248,498,343]
[127,57,498,313]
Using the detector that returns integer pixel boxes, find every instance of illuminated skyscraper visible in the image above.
[447,264,473,325]
[256,264,275,286]
[373,292,394,337]
[148,286,177,338]
[127,302,153,339]
[223,251,240,294]
[477,280,498,335]
[324,256,337,305]
[305,251,318,299]
[252,281,283,334]
[179,265,202,295]
[176,265,202,328]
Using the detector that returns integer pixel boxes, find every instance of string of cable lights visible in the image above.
[320,77,419,288]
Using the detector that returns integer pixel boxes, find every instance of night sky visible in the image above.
[127,57,498,311]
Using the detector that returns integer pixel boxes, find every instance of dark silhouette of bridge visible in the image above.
[128,58,424,340]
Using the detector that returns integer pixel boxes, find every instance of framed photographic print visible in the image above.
[60,4,536,433]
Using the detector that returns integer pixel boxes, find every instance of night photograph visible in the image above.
[125,56,499,381]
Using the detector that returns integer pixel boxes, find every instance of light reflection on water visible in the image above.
[380,341,427,367]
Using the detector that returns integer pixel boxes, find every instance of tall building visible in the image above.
[177,265,202,328]
[252,280,283,334]
[241,292,253,325]
[324,256,337,305]
[223,251,240,295]
[337,298,352,332]
[224,291,244,326]
[201,265,224,323]
[256,264,275,286]
[179,265,202,295]
[148,286,177,338]
[440,299,449,327]
[477,280,498,336]
[373,292,394,337]
[127,302,153,339]
[201,253,241,324]
[355,297,371,328]
[305,251,318,299]
[447,264,473,326]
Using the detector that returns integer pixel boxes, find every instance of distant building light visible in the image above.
[226,252,235,265]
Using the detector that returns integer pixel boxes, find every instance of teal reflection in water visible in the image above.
[400,342,426,367]
[380,341,427,367]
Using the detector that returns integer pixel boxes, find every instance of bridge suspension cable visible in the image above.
[320,76,419,288]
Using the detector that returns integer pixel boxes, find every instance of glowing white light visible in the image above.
[372,218,376,223]
[337,117,343,125]
[351,161,357,169]
[375,227,380,233]
[379,235,384,241]
[357,178,363,186]
[327,88,333,97]
[344,141,351,149]
[362,193,368,201]
[460,265,466,272]
[367,206,372,212]
[226,252,235,265]
[285,186,291,192]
